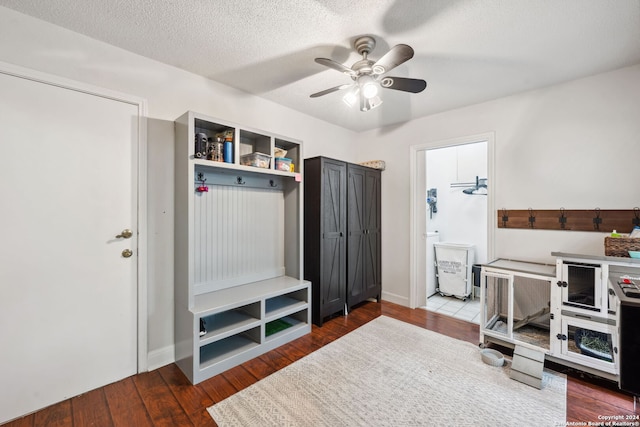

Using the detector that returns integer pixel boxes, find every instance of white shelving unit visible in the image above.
[174,111,310,384]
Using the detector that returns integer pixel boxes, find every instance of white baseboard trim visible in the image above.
[381,291,409,307]
[146,345,175,371]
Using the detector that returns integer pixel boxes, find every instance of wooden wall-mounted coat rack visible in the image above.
[497,208,640,232]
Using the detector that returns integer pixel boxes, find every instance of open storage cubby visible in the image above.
[175,111,310,384]
[199,302,261,345]
[275,138,301,173]
[200,326,261,370]
[481,259,555,352]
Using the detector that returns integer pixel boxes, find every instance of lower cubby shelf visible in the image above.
[177,276,312,384]
[200,328,261,369]
[265,313,308,343]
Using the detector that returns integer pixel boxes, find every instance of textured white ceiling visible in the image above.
[2,0,639,132]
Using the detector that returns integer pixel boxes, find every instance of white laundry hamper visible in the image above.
[434,242,475,300]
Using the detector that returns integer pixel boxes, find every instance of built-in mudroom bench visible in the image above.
[174,111,311,384]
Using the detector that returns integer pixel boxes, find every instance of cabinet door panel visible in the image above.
[364,170,381,294]
[321,160,346,315]
[347,166,366,305]
[322,237,346,308]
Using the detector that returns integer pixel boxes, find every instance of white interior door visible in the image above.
[0,70,140,423]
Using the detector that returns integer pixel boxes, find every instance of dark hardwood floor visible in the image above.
[3,300,636,426]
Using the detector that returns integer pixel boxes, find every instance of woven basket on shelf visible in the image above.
[358,160,386,170]
[604,237,640,257]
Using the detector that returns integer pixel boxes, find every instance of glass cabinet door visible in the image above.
[561,262,602,312]
[559,316,618,374]
[481,272,512,340]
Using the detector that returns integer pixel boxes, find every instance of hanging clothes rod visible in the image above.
[450,176,488,188]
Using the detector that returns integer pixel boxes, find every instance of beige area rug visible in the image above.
[208,316,566,427]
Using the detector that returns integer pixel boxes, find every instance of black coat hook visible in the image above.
[559,208,567,229]
[593,208,602,230]
[528,208,536,228]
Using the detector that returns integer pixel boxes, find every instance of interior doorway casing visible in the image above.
[409,132,495,309]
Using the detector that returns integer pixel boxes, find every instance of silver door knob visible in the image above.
[116,229,133,239]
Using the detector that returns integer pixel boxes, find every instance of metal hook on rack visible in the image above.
[593,207,602,230]
[196,173,208,193]
[559,207,567,229]
[501,208,509,228]
[633,207,640,227]
[528,208,536,228]
[269,180,278,188]
[236,176,245,185]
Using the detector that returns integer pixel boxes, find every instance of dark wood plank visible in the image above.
[241,352,278,380]
[157,364,213,417]
[0,415,33,427]
[103,377,153,427]
[197,371,238,404]
[133,370,193,427]
[256,347,297,371]
[33,399,72,427]
[220,365,257,392]
[71,388,113,427]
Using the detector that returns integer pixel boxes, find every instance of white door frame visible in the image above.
[409,132,495,309]
[0,61,149,372]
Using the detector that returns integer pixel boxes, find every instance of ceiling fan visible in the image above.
[310,35,427,112]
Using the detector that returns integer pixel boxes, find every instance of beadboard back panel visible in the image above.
[193,184,285,294]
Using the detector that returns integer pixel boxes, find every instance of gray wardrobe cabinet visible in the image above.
[304,156,382,326]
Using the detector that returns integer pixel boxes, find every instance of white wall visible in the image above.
[0,7,359,368]
[356,64,640,306]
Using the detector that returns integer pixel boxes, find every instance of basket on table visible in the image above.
[604,237,640,257]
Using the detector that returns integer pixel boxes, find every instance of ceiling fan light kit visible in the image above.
[311,35,427,112]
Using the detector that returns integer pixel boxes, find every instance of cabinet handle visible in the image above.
[574,314,592,320]
[556,281,568,288]
[556,333,567,341]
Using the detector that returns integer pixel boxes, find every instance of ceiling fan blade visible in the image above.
[380,77,427,93]
[371,44,414,74]
[309,84,352,98]
[314,58,356,76]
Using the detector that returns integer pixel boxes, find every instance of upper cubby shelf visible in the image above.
[177,111,302,177]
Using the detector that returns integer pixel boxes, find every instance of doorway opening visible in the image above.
[409,133,495,323]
